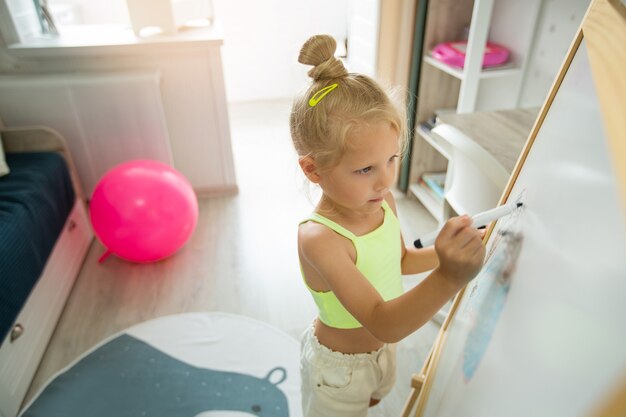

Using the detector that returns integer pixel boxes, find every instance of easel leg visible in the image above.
[400,374,425,417]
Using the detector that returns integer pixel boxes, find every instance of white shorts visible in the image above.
[300,324,397,417]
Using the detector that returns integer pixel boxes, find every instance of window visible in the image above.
[46,0,132,27]
[3,0,43,42]
[2,0,214,43]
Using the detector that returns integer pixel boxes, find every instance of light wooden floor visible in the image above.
[25,99,441,417]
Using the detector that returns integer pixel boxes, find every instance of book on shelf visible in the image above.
[417,179,443,204]
[421,119,436,131]
[420,171,446,200]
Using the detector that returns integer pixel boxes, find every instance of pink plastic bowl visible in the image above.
[431,41,509,69]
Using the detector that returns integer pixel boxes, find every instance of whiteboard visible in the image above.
[417,29,626,417]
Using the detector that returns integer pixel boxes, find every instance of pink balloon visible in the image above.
[89,160,198,263]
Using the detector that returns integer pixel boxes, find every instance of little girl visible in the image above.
[290,34,486,417]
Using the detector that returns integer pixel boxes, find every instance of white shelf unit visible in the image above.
[409,125,452,223]
[422,55,521,81]
[407,0,543,220]
[444,0,542,113]
[417,124,452,159]
[409,183,444,223]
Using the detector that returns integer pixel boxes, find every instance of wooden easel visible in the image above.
[399,289,465,417]
[400,0,626,416]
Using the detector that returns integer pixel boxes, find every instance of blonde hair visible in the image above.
[290,34,407,173]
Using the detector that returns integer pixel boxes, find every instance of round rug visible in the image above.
[21,312,302,417]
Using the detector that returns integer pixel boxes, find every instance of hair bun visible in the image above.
[298,34,348,81]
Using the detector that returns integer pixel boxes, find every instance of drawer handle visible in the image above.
[68,219,77,232]
[10,324,24,342]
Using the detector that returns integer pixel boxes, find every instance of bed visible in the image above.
[0,126,93,417]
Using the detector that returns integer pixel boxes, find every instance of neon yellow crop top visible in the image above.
[300,200,404,329]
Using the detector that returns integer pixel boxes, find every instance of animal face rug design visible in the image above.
[21,313,301,417]
[23,334,288,416]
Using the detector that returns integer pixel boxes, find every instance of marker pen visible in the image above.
[413,202,523,248]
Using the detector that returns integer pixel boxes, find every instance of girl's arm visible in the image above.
[383,193,439,275]
[299,214,485,344]
[401,245,439,274]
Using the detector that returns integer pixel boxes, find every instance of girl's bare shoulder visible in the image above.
[298,220,352,263]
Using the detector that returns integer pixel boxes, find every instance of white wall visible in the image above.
[212,0,350,103]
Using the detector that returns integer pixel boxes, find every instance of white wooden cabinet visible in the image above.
[0,71,173,197]
[1,25,236,197]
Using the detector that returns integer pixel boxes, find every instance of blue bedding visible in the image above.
[0,152,75,342]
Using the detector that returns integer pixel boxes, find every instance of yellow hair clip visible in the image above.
[308,83,338,107]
